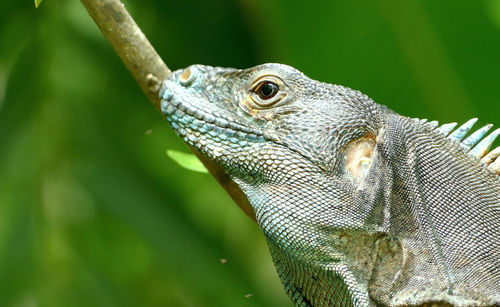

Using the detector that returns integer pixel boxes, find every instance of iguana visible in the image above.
[159,63,500,307]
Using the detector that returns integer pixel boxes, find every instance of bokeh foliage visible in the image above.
[0,0,499,306]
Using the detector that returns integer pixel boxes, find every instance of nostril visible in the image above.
[179,68,191,82]
[179,66,197,86]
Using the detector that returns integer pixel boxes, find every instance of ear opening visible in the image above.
[344,136,376,180]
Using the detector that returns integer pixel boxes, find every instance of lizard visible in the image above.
[159,63,500,307]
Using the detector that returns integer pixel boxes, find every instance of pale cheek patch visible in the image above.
[346,139,375,179]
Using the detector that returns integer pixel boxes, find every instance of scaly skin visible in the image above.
[160,63,500,307]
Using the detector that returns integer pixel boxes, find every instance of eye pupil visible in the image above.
[258,82,278,99]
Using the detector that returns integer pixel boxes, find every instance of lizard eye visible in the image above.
[250,77,286,107]
[256,81,279,100]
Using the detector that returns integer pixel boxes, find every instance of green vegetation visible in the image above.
[0,1,499,306]
[166,150,208,174]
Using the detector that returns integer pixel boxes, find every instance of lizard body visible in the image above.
[160,64,500,306]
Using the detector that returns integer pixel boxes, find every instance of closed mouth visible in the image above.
[160,79,269,148]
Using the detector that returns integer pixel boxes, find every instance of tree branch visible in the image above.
[80,0,256,221]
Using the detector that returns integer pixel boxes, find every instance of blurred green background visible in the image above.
[1,0,499,306]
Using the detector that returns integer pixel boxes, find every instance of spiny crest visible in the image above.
[433,118,500,176]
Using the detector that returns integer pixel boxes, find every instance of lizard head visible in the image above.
[161,63,383,182]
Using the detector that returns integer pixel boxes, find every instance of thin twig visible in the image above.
[80,0,256,220]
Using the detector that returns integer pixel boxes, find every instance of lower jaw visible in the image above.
[166,110,266,148]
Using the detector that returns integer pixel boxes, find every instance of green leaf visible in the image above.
[166,150,208,174]
[34,0,43,8]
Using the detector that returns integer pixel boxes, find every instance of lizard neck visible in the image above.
[370,113,500,306]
